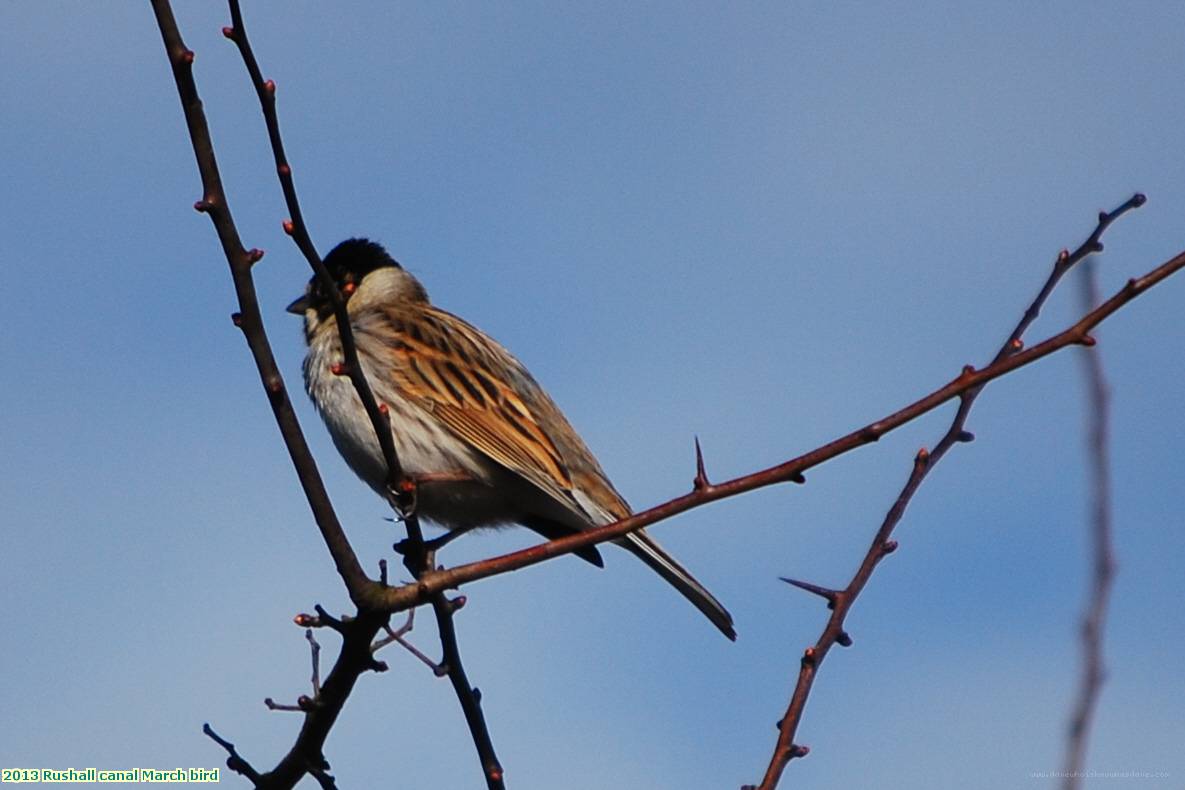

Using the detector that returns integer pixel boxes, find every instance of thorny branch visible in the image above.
[1061,260,1117,790]
[746,197,1144,790]
[151,3,1183,788]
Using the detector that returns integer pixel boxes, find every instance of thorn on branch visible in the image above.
[780,577,840,609]
[693,436,710,490]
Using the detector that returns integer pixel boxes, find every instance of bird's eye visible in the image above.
[342,281,357,297]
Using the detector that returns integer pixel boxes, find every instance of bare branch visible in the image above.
[222,0,413,519]
[432,594,505,789]
[220,4,504,784]
[148,0,368,598]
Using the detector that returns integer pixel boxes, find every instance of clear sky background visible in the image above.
[2,3,1183,789]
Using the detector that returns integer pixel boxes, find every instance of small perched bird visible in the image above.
[289,239,734,639]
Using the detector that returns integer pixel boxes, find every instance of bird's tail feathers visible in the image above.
[621,530,736,640]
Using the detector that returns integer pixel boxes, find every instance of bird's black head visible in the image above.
[287,238,402,317]
[323,238,401,283]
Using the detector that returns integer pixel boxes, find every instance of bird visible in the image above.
[288,238,734,639]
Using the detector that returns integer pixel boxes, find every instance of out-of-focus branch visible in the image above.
[1061,260,1117,790]
[746,197,1145,790]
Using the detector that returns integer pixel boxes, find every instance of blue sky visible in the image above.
[2,3,1183,789]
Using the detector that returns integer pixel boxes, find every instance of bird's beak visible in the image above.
[286,296,310,315]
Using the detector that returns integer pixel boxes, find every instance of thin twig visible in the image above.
[148,0,368,599]
[262,611,389,787]
[150,7,391,787]
[221,4,502,785]
[432,594,505,788]
[1061,259,1117,789]
[223,1,412,518]
[373,609,447,675]
[748,196,1143,790]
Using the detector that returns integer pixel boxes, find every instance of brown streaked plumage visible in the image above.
[290,238,734,639]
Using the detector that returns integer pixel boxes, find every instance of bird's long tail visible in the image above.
[620,530,736,640]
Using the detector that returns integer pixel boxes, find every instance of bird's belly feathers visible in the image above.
[304,334,532,530]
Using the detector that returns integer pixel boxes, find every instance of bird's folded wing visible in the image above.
[381,307,590,521]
